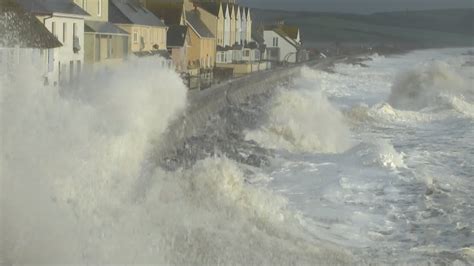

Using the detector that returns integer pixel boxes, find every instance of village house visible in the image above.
[141,1,190,73]
[17,0,89,86]
[167,25,190,73]
[109,0,168,60]
[184,8,216,77]
[73,0,129,71]
[264,23,304,64]
[0,0,62,83]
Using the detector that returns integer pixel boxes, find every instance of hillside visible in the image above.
[253,8,474,53]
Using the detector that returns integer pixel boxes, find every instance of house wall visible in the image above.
[116,24,167,52]
[246,10,252,43]
[73,0,108,22]
[84,33,128,70]
[0,47,47,82]
[230,6,236,45]
[235,7,241,45]
[264,30,297,63]
[223,5,230,46]
[37,15,85,85]
[186,27,202,70]
[170,46,187,72]
[241,13,246,44]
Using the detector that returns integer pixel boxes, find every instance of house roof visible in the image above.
[134,49,171,59]
[85,21,129,35]
[16,0,89,16]
[109,0,165,27]
[185,10,214,38]
[196,2,220,16]
[0,0,62,48]
[280,25,299,40]
[167,25,187,47]
[265,25,298,48]
[145,2,182,26]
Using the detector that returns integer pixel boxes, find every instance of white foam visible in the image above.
[246,67,352,154]
[1,59,351,264]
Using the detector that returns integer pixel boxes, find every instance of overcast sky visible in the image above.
[239,0,474,14]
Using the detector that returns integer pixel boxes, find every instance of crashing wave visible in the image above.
[1,58,351,264]
[246,69,352,154]
[388,61,472,112]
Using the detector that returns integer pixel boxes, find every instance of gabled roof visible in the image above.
[167,25,187,47]
[145,2,183,26]
[280,25,299,40]
[265,25,299,48]
[85,21,129,35]
[0,0,62,48]
[195,2,220,17]
[16,0,89,16]
[185,10,214,38]
[109,0,165,27]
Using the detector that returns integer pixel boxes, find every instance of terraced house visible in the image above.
[73,0,129,70]
[17,0,88,86]
[109,0,168,58]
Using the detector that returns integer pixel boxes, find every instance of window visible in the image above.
[244,50,250,57]
[73,23,77,40]
[97,0,102,16]
[63,23,67,43]
[133,30,138,43]
[95,35,101,61]
[51,22,56,36]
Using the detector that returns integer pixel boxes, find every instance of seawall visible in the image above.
[156,58,340,157]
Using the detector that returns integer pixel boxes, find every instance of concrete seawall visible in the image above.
[157,58,340,157]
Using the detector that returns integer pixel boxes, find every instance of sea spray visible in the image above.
[246,67,352,153]
[1,58,351,264]
[388,61,470,111]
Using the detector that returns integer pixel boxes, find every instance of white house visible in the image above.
[235,6,241,45]
[223,3,231,47]
[245,7,252,43]
[18,0,89,86]
[264,24,300,63]
[0,0,62,83]
[241,7,247,44]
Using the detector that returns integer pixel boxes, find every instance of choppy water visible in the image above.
[1,48,473,265]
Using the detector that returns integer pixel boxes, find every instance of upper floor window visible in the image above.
[51,22,56,36]
[63,23,67,44]
[97,0,102,17]
[133,30,138,43]
[272,37,278,47]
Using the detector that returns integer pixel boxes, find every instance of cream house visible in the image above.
[17,0,89,86]
[109,0,167,56]
[184,9,216,75]
[73,0,129,70]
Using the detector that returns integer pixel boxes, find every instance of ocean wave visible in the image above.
[1,58,351,264]
[388,61,472,112]
[246,68,352,154]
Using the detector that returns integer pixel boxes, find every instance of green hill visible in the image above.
[253,8,474,53]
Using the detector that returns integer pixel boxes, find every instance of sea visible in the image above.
[2,48,473,265]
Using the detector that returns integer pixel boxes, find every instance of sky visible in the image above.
[239,0,474,14]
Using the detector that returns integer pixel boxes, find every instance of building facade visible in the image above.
[17,0,88,86]
[1,0,62,83]
[109,0,167,55]
[73,0,129,70]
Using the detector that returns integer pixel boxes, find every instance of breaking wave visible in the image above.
[246,67,352,154]
[1,59,350,264]
[388,61,473,114]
